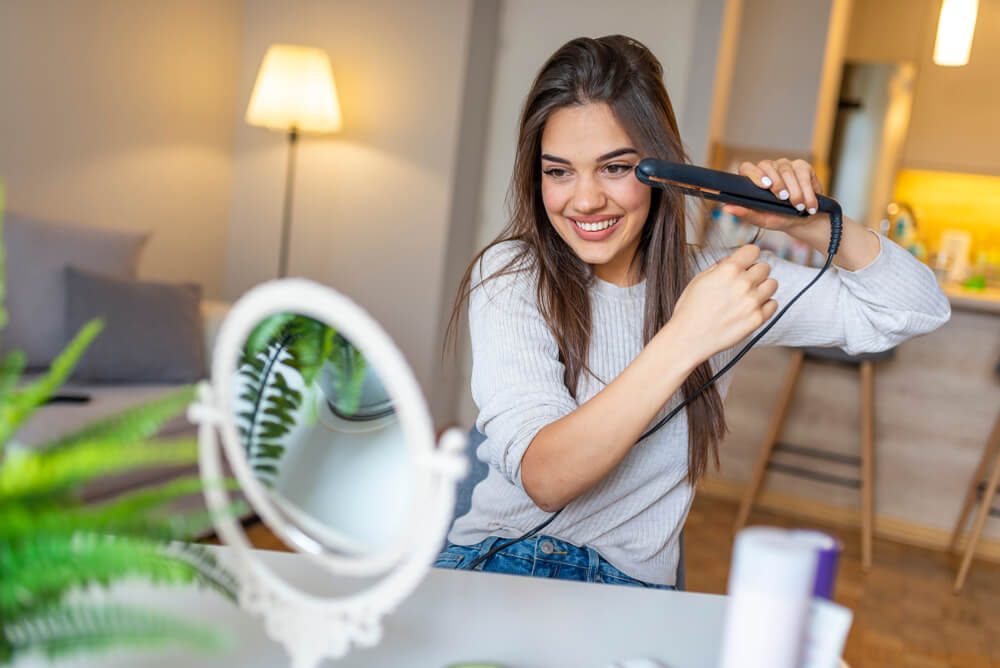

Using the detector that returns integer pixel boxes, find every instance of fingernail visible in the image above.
[795,203,805,212]
[761,176,772,187]
[778,189,789,200]
[808,207,817,215]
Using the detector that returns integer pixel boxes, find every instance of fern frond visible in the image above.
[252,464,278,477]
[0,479,198,541]
[262,405,296,427]
[250,371,302,483]
[164,541,240,601]
[42,386,196,452]
[0,319,103,446]
[270,371,302,403]
[0,182,6,338]
[236,343,284,457]
[0,438,197,502]
[0,477,243,542]
[243,313,297,360]
[86,477,243,536]
[257,420,290,440]
[0,350,26,400]
[0,533,234,619]
[84,480,248,546]
[159,499,251,551]
[235,339,303,486]
[3,603,227,661]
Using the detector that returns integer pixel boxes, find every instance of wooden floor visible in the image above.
[686,495,1000,668]
[237,494,1000,667]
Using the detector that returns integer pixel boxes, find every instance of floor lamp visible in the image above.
[246,44,342,278]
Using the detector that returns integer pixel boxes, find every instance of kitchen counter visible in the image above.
[942,282,1000,314]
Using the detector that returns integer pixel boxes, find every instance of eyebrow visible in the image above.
[540,148,639,165]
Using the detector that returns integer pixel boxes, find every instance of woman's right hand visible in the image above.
[666,244,778,365]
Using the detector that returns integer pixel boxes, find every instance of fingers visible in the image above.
[722,204,751,218]
[761,298,779,321]
[776,160,803,210]
[811,171,824,196]
[746,261,772,287]
[792,160,818,214]
[723,243,761,270]
[738,162,773,189]
[747,158,826,214]
[727,251,779,311]
[755,277,778,302]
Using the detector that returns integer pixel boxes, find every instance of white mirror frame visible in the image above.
[188,278,468,668]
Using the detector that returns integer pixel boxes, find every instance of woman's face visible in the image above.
[540,102,651,286]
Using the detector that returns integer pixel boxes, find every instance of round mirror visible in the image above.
[230,313,412,559]
[191,278,467,667]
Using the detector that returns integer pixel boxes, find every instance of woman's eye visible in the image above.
[543,167,569,178]
[604,163,635,175]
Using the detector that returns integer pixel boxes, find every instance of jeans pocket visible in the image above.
[596,572,642,587]
[597,571,674,590]
[433,551,466,569]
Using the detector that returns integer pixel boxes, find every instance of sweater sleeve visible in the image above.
[752,230,951,352]
[468,243,579,489]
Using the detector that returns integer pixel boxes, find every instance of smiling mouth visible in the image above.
[570,216,622,232]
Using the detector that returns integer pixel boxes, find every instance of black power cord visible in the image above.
[638,206,843,443]
[466,196,844,572]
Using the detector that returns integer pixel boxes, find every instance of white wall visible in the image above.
[431,0,503,433]
[224,0,477,427]
[723,0,839,156]
[682,0,743,167]
[456,0,723,428]
[0,0,242,297]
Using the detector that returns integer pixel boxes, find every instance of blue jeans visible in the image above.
[434,535,675,591]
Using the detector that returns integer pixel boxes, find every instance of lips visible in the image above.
[569,216,621,232]
[566,215,623,241]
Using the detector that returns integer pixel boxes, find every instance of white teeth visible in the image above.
[574,217,620,232]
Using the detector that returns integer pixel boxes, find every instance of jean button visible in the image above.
[539,540,555,555]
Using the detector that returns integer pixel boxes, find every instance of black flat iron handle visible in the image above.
[635,158,839,216]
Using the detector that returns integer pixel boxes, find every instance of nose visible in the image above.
[571,172,606,213]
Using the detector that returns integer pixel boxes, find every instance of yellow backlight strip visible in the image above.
[892,169,1000,255]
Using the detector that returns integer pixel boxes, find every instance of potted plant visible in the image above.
[0,184,238,664]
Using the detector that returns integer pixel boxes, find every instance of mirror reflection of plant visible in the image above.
[0,185,240,663]
[236,314,367,485]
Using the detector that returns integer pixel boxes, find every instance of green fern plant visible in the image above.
[236,314,367,485]
[0,184,239,663]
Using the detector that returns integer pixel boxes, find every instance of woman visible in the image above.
[436,35,949,589]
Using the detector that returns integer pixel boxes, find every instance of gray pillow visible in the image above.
[2,214,149,368]
[65,266,205,383]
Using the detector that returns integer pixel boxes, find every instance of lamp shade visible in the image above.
[246,44,343,132]
[933,0,978,66]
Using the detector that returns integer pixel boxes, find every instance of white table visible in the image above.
[15,546,727,668]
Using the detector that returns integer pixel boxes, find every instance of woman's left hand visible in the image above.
[721,158,826,233]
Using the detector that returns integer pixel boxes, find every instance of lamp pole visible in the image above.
[245,44,341,277]
[277,126,299,278]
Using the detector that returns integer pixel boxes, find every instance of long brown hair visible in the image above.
[446,35,726,484]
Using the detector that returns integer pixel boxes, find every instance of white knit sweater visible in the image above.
[448,232,950,585]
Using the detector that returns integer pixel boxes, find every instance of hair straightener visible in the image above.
[636,158,842,220]
[633,158,843,441]
[465,160,845,573]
